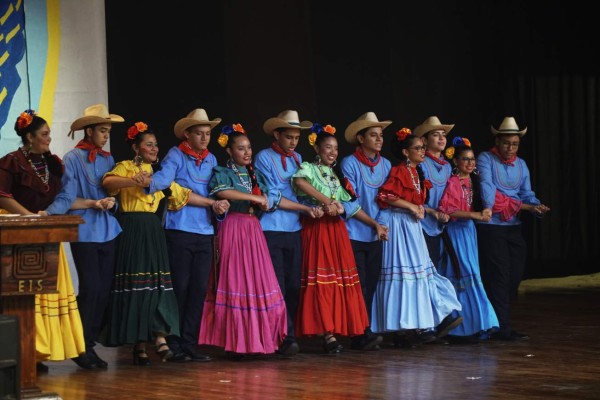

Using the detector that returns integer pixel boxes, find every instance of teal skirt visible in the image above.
[104,212,180,345]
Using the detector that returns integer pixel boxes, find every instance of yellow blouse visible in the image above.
[104,160,190,213]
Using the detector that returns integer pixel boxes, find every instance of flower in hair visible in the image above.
[127,122,148,140]
[395,127,411,141]
[17,109,36,130]
[452,136,471,147]
[218,123,246,147]
[308,123,336,146]
[444,146,455,160]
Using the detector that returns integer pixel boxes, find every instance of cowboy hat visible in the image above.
[413,116,454,138]
[491,116,527,136]
[344,112,392,145]
[70,104,124,132]
[174,108,221,139]
[263,110,312,135]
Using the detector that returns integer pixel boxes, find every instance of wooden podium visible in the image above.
[0,215,83,399]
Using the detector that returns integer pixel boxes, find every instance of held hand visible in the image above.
[37,210,49,216]
[436,211,450,223]
[375,224,388,241]
[312,206,324,218]
[482,208,493,219]
[323,202,338,217]
[252,195,269,210]
[212,200,230,215]
[533,204,550,216]
[478,211,491,222]
[97,197,116,210]
[332,200,344,214]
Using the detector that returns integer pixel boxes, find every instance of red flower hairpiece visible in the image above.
[17,109,36,130]
[395,127,411,141]
[127,122,149,140]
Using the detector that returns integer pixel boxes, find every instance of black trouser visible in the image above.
[71,239,117,349]
[423,232,443,267]
[164,229,213,351]
[351,239,383,323]
[263,231,302,339]
[476,223,527,334]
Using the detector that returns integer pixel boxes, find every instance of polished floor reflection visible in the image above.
[36,274,600,399]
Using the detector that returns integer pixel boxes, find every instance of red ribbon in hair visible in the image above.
[178,142,209,166]
[353,146,381,172]
[74,140,110,163]
[271,142,301,171]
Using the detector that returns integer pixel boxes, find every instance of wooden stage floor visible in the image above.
[36,274,600,400]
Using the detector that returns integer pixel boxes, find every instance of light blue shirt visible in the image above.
[254,147,302,232]
[46,148,122,243]
[421,155,452,236]
[148,146,217,235]
[477,151,541,226]
[340,154,391,242]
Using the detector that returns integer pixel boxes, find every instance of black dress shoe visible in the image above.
[36,362,49,373]
[490,330,529,342]
[184,348,212,362]
[436,315,464,338]
[277,338,300,356]
[350,332,383,350]
[88,348,108,368]
[167,351,192,362]
[72,353,98,369]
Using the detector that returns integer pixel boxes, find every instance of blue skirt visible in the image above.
[371,210,461,332]
[437,219,499,336]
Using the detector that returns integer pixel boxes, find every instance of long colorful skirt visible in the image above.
[35,243,86,360]
[296,215,369,337]
[103,212,180,345]
[199,212,287,354]
[371,210,462,332]
[437,219,499,336]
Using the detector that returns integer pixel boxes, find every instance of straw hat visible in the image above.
[491,116,527,136]
[263,110,312,135]
[173,108,221,139]
[344,112,392,145]
[413,116,454,138]
[70,104,124,132]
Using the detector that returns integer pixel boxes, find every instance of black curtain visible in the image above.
[105,0,599,278]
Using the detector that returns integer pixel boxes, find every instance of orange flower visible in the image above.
[17,111,34,130]
[308,132,317,146]
[445,147,455,160]
[218,133,229,148]
[395,127,411,141]
[232,123,246,134]
[462,138,471,147]
[127,121,148,140]
[323,124,336,134]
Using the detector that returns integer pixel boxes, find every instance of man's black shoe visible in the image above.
[436,315,463,338]
[72,353,97,369]
[277,338,300,356]
[490,330,530,342]
[350,333,383,350]
[167,351,192,362]
[184,348,212,362]
[417,330,437,344]
[88,348,108,368]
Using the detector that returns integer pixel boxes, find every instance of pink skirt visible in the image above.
[199,212,287,354]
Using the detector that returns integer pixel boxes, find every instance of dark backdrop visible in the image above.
[105,0,599,278]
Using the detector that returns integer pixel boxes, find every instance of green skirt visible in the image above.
[104,212,180,345]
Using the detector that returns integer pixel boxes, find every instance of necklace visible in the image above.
[460,176,473,208]
[20,147,49,185]
[407,165,421,194]
[315,162,340,199]
[228,159,252,193]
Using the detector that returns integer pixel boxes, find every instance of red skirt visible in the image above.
[296,215,369,337]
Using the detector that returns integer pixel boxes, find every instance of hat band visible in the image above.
[288,122,301,126]
[498,128,521,132]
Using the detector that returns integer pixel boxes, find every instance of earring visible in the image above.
[331,160,337,168]
[315,155,322,164]
[452,167,459,175]
[133,155,143,166]
[406,159,411,168]
[151,156,160,166]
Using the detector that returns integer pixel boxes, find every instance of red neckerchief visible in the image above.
[353,146,380,172]
[425,151,448,165]
[75,140,110,163]
[271,142,301,171]
[178,142,209,166]
[490,147,516,166]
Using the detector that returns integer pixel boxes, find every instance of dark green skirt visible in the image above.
[104,212,180,345]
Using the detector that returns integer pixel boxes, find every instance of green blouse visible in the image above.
[209,164,270,216]
[292,162,353,205]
